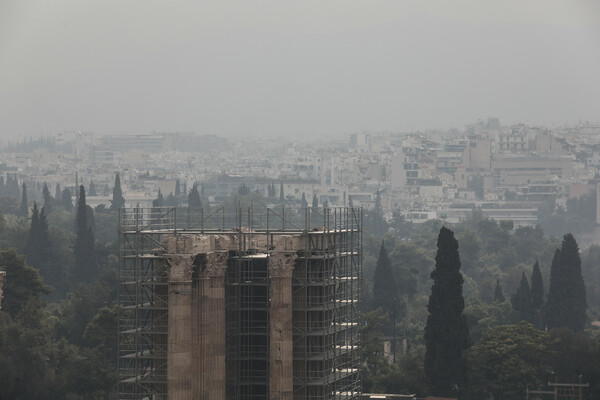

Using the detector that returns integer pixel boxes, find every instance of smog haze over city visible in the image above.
[2,2,600,400]
[1,0,600,140]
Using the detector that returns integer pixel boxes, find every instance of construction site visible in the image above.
[118,206,362,399]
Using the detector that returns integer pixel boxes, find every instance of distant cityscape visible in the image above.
[3,118,600,228]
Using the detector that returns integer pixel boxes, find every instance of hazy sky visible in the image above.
[1,0,599,140]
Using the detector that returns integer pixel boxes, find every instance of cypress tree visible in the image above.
[531,260,544,310]
[279,182,284,201]
[42,182,52,212]
[301,192,308,208]
[312,194,318,208]
[373,241,398,324]
[424,226,470,397]
[111,173,125,211]
[200,182,205,198]
[55,183,61,199]
[88,179,97,196]
[545,234,587,331]
[19,183,28,217]
[74,185,96,282]
[153,189,165,207]
[348,195,353,208]
[25,203,53,284]
[494,278,505,302]
[511,272,532,322]
[25,202,41,263]
[61,188,73,211]
[175,179,181,196]
[188,183,202,208]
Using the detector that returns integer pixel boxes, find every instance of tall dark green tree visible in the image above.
[110,173,125,211]
[175,179,181,196]
[88,179,97,196]
[61,188,73,211]
[494,278,505,302]
[55,183,61,199]
[373,241,398,320]
[424,227,470,398]
[42,182,52,212]
[25,202,41,266]
[312,194,318,208]
[74,185,96,282]
[152,189,164,207]
[19,183,28,217]
[530,260,544,310]
[188,183,202,208]
[279,182,284,201]
[301,192,308,208]
[545,234,587,331]
[511,272,532,323]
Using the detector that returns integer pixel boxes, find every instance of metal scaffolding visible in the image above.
[118,207,362,400]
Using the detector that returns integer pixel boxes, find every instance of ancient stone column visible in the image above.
[269,251,297,400]
[200,251,229,400]
[166,255,194,400]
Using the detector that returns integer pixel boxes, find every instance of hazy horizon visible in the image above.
[1,0,599,140]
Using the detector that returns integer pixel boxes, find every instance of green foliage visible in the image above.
[494,278,505,302]
[511,272,533,323]
[424,226,470,397]
[0,249,51,317]
[188,182,202,207]
[153,189,165,207]
[110,173,125,211]
[531,260,544,310]
[19,183,27,218]
[74,186,97,283]
[238,183,250,196]
[466,322,554,400]
[545,234,587,331]
[60,188,73,211]
[373,242,398,332]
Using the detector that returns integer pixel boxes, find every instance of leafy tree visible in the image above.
[19,183,28,217]
[373,241,398,329]
[0,249,51,317]
[511,272,532,323]
[466,322,553,400]
[110,173,125,211]
[188,183,202,207]
[494,278,505,302]
[424,227,470,397]
[545,234,587,331]
[74,186,96,283]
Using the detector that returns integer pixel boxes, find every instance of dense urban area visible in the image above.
[0,119,599,399]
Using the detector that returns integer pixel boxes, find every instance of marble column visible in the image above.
[166,255,194,400]
[269,251,297,400]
